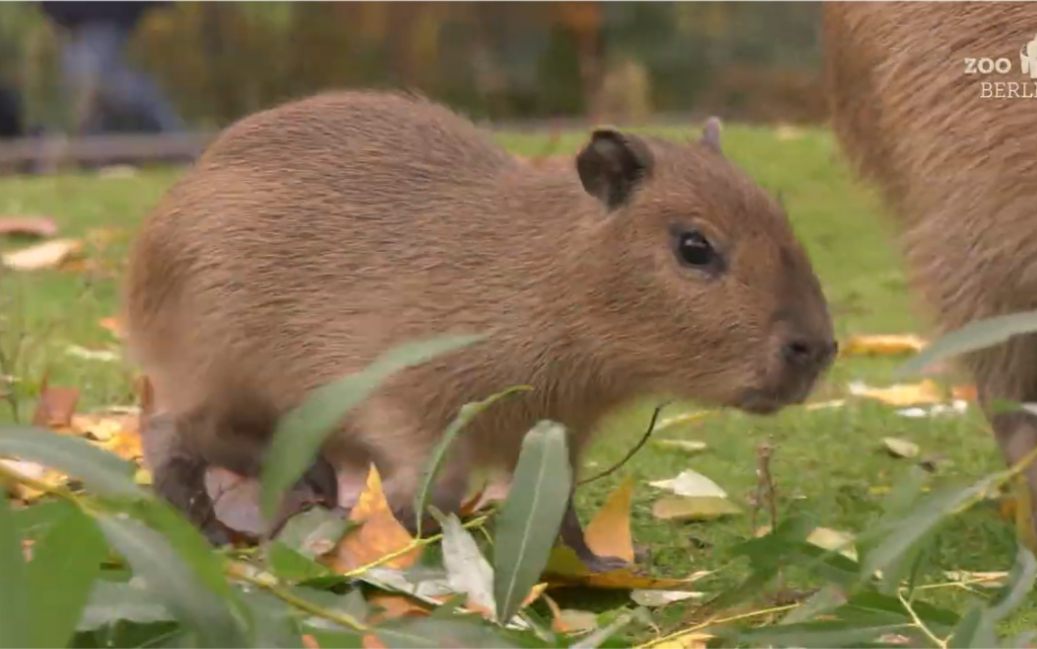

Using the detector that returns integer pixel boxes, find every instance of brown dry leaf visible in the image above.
[99,316,124,339]
[31,381,80,428]
[2,238,83,271]
[326,464,422,572]
[952,385,978,401]
[848,379,944,407]
[367,593,431,624]
[583,475,636,563]
[205,468,266,537]
[840,334,927,357]
[0,216,58,238]
[543,546,701,590]
[652,630,714,649]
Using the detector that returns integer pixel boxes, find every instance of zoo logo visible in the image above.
[963,32,1037,78]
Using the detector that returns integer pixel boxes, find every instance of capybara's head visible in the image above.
[572,119,835,414]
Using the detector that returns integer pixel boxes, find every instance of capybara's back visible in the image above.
[824,2,1037,536]
[126,91,519,419]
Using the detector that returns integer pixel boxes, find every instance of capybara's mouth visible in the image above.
[735,384,813,415]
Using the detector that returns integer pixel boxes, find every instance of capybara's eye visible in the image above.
[677,230,715,267]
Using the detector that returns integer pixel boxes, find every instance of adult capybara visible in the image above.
[124,90,836,570]
[824,2,1037,538]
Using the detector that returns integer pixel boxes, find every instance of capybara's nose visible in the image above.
[782,337,838,370]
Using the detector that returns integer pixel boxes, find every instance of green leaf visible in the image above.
[96,514,248,647]
[0,495,30,648]
[268,543,330,584]
[375,617,521,649]
[779,585,847,625]
[261,333,485,519]
[26,504,106,648]
[414,385,530,537]
[76,580,175,632]
[0,426,141,497]
[132,499,240,601]
[728,620,921,648]
[858,476,995,584]
[432,509,497,621]
[296,587,368,631]
[276,507,351,560]
[898,310,1037,376]
[242,590,305,649]
[492,421,571,625]
[988,546,1037,621]
[948,605,998,649]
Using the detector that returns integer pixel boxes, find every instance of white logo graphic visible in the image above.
[1021,33,1037,79]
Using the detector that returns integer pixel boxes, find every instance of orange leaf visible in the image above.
[367,593,431,624]
[583,476,635,563]
[362,634,386,649]
[99,316,124,339]
[31,379,80,428]
[543,546,700,590]
[952,385,977,401]
[301,635,320,649]
[326,464,422,572]
[840,334,927,357]
[848,379,944,407]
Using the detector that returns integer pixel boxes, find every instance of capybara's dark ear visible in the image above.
[576,128,653,210]
[700,117,723,155]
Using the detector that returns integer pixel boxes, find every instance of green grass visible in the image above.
[1,124,1034,639]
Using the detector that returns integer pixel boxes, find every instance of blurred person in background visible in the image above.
[40,1,185,135]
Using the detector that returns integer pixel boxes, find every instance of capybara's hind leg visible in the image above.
[990,410,1037,542]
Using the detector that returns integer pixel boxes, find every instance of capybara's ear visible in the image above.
[700,117,723,155]
[576,128,653,210]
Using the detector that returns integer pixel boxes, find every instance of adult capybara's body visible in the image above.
[125,90,836,567]
[824,2,1037,530]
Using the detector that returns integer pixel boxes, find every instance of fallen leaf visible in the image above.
[841,334,927,357]
[0,216,58,238]
[775,124,803,141]
[99,317,124,339]
[554,608,598,635]
[652,496,741,521]
[882,437,920,459]
[583,476,635,563]
[367,593,431,624]
[848,379,944,406]
[654,411,717,432]
[97,165,137,179]
[542,546,703,590]
[31,381,80,428]
[2,238,83,271]
[805,527,858,562]
[326,464,422,572]
[0,458,69,502]
[65,345,120,363]
[630,590,705,607]
[302,634,320,649]
[205,468,266,537]
[650,439,708,454]
[952,385,978,401]
[651,630,713,649]
[649,469,727,498]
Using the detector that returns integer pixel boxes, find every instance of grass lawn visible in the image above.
[1,123,1034,641]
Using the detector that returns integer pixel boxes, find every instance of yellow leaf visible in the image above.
[584,476,635,563]
[882,437,920,459]
[543,546,702,590]
[651,631,714,649]
[326,464,422,572]
[651,439,708,454]
[848,379,944,406]
[652,496,741,521]
[1,238,83,271]
[654,411,718,432]
[841,334,927,357]
[1,459,69,502]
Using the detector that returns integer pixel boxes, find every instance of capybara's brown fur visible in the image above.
[824,2,1037,533]
[124,90,835,567]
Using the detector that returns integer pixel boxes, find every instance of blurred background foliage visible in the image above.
[0,1,825,133]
